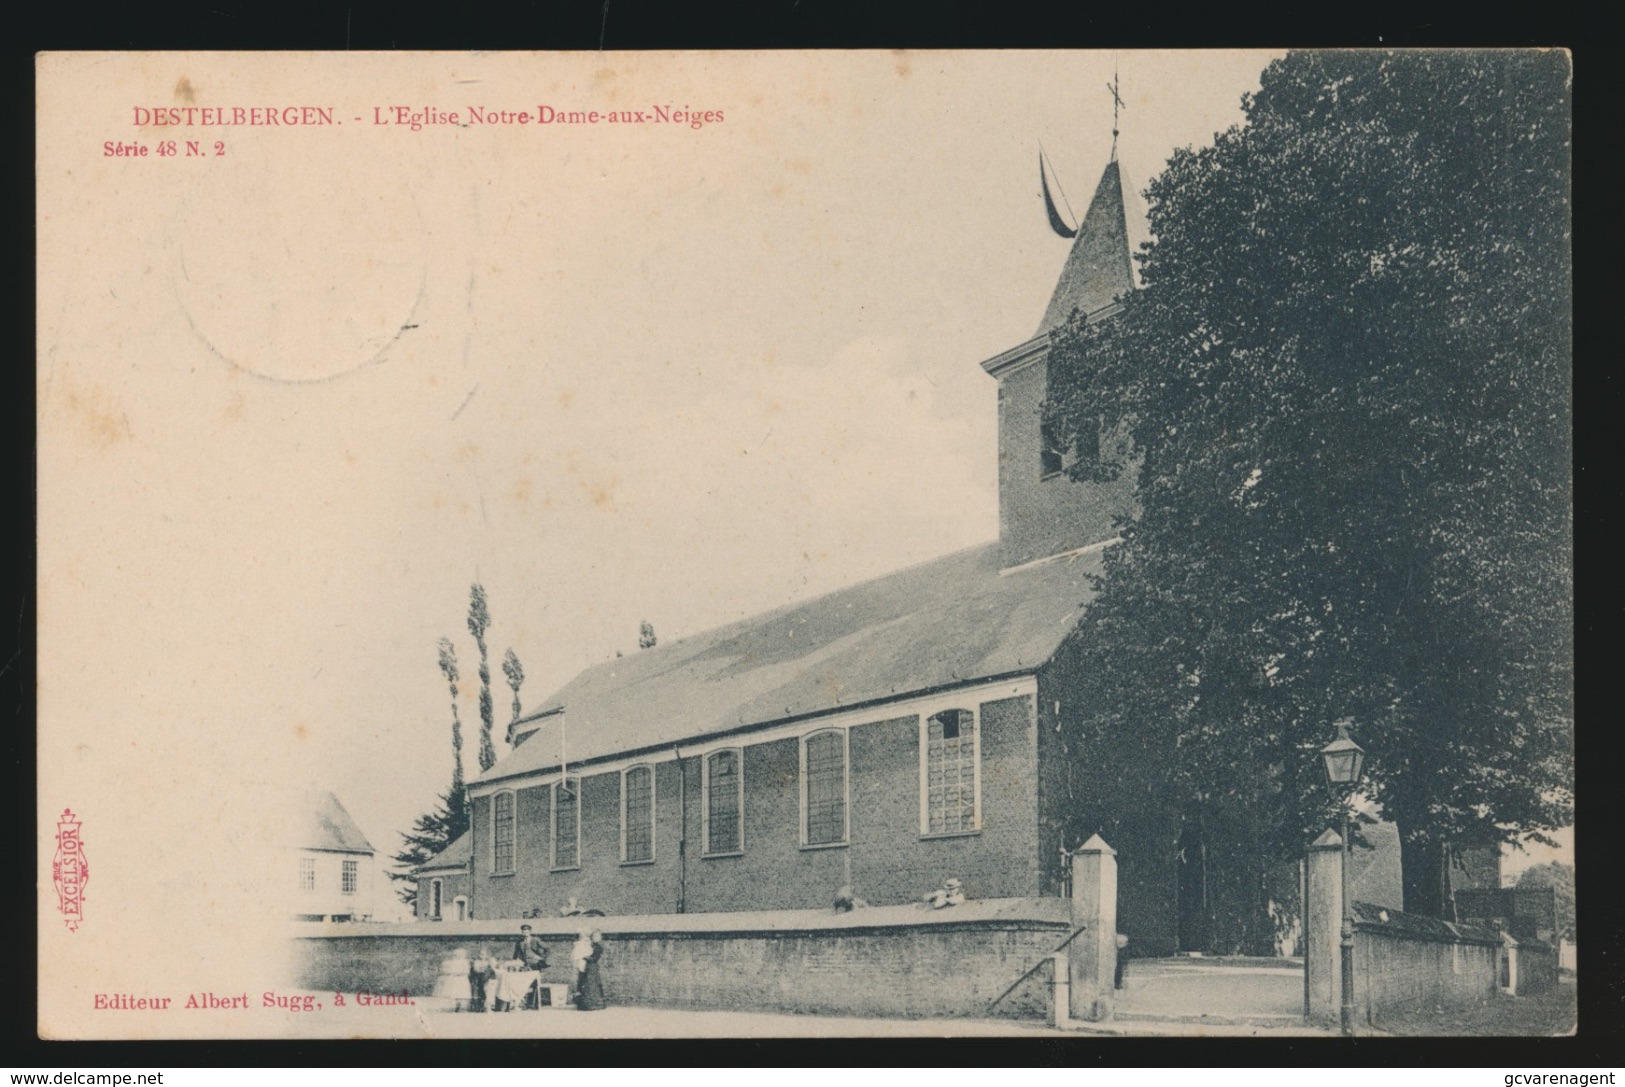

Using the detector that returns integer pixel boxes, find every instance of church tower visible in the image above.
[981,155,1137,570]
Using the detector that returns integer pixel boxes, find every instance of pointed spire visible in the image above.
[1036,158,1134,335]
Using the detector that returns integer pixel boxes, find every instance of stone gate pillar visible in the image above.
[1069,833,1118,1022]
[1305,828,1344,1026]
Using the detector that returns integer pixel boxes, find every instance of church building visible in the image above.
[417,150,1282,956]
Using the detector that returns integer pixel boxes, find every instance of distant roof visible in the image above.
[477,541,1105,786]
[1037,159,1134,336]
[415,831,471,873]
[1350,820,1404,912]
[300,791,375,854]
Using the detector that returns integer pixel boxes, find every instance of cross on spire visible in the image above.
[1106,62,1124,161]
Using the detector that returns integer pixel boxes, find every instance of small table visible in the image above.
[493,970,542,1009]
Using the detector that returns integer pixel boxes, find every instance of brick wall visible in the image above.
[415,870,471,921]
[290,900,1070,1021]
[1509,940,1558,996]
[465,695,1041,919]
[1350,905,1501,1025]
[600,925,1058,1020]
[1035,645,1075,899]
[994,352,1135,569]
[290,927,581,996]
[683,736,840,913]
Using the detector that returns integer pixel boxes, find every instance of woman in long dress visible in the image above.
[572,930,607,1011]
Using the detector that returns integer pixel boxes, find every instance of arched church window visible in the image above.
[800,730,849,847]
[703,749,744,856]
[621,765,655,864]
[551,778,580,870]
[492,790,517,874]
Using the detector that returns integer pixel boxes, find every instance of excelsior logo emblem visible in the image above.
[53,809,89,932]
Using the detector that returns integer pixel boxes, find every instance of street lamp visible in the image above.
[1321,721,1365,786]
[1321,719,1365,1037]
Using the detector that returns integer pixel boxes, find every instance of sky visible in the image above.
[39,48,1567,972]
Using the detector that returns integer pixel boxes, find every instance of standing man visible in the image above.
[512,923,549,1010]
[514,923,549,970]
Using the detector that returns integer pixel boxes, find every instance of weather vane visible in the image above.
[1037,59,1126,240]
[1107,61,1125,162]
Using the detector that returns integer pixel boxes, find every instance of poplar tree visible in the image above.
[468,583,496,771]
[502,647,525,725]
[437,636,464,799]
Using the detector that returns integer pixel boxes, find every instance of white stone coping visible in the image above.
[292,896,1072,939]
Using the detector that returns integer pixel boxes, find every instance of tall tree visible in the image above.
[436,637,464,800]
[387,791,470,909]
[639,620,657,650]
[1045,50,1572,915]
[502,647,525,724]
[468,583,496,771]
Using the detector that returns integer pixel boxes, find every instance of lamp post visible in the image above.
[1321,719,1365,1037]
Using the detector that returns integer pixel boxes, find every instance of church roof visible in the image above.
[1350,820,1405,912]
[477,541,1106,786]
[300,790,375,855]
[415,831,471,873]
[1037,159,1135,336]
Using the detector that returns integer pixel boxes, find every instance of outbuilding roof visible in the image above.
[415,831,472,873]
[301,790,375,854]
[476,540,1105,786]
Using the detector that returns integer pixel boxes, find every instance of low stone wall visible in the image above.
[289,898,1072,1021]
[1509,939,1558,997]
[1351,903,1501,1024]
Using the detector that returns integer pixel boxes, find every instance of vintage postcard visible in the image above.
[37,50,1573,1040]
